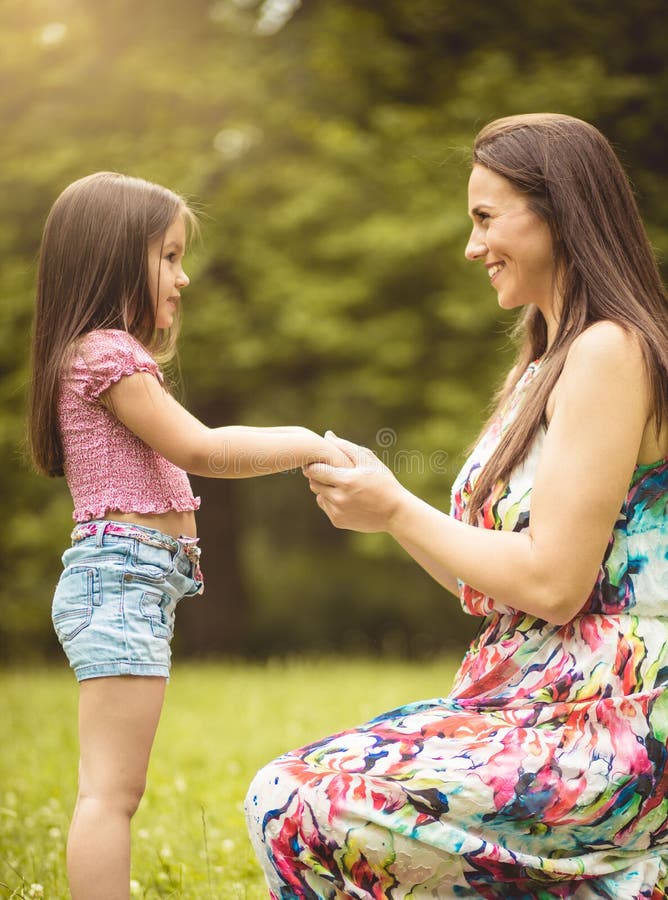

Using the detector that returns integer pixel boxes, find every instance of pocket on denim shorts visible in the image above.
[128,544,176,583]
[139,590,172,639]
[52,566,102,642]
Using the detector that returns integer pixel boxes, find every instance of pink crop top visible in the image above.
[58,329,201,522]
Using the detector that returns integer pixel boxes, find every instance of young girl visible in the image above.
[28,171,349,900]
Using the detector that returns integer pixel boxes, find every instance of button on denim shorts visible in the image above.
[52,520,204,681]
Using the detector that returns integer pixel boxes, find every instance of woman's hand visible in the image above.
[304,432,407,532]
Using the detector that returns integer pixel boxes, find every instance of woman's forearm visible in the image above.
[387,488,576,624]
[393,534,461,597]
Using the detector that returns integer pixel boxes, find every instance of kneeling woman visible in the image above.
[245,114,668,898]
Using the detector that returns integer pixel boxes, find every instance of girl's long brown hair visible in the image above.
[466,113,668,523]
[29,172,197,477]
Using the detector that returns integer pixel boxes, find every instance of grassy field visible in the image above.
[0,658,459,899]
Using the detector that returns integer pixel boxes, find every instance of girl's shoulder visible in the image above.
[74,328,157,369]
[76,328,148,355]
[68,329,162,402]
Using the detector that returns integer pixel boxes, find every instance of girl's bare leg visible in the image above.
[67,676,166,900]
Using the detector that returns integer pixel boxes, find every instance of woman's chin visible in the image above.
[496,292,526,312]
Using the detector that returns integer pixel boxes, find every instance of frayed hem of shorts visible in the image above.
[74,661,170,681]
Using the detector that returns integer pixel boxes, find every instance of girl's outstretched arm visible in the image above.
[101,372,351,475]
[305,323,652,625]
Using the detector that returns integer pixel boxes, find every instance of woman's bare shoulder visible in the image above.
[553,321,650,427]
[566,320,645,370]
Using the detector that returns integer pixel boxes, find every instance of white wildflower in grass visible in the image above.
[39,22,67,46]
[222,838,235,853]
[174,774,187,793]
[160,844,172,858]
[28,885,44,898]
[129,879,141,895]
[48,826,61,838]
[137,827,150,839]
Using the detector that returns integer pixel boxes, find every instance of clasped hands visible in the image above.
[303,431,405,533]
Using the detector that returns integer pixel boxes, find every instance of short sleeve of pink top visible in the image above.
[59,329,201,522]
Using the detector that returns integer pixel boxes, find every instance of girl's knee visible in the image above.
[78,770,147,819]
[119,779,146,818]
[78,784,146,819]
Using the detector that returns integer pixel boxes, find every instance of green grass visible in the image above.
[0,658,459,898]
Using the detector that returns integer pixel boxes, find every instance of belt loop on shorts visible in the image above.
[95,521,109,547]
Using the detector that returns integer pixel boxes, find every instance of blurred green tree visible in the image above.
[2,0,666,660]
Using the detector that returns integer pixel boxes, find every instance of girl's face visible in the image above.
[465,164,560,328]
[148,213,189,330]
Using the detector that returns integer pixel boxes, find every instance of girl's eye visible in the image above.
[166,252,178,263]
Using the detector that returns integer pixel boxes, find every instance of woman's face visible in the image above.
[148,212,189,330]
[465,164,559,323]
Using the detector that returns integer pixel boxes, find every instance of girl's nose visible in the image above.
[176,269,190,288]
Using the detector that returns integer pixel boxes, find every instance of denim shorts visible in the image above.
[52,520,204,682]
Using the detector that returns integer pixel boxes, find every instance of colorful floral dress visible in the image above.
[245,360,668,899]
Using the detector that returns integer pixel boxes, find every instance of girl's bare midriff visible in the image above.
[103,509,197,539]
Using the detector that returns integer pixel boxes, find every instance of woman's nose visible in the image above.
[465,230,487,261]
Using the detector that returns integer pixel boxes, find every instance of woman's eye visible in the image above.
[477,212,489,222]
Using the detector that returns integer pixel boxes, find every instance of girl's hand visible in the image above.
[304,432,407,532]
[316,435,355,470]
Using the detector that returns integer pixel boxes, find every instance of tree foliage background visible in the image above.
[2,0,667,662]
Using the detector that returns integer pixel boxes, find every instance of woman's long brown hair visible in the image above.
[466,113,668,523]
[28,172,197,477]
